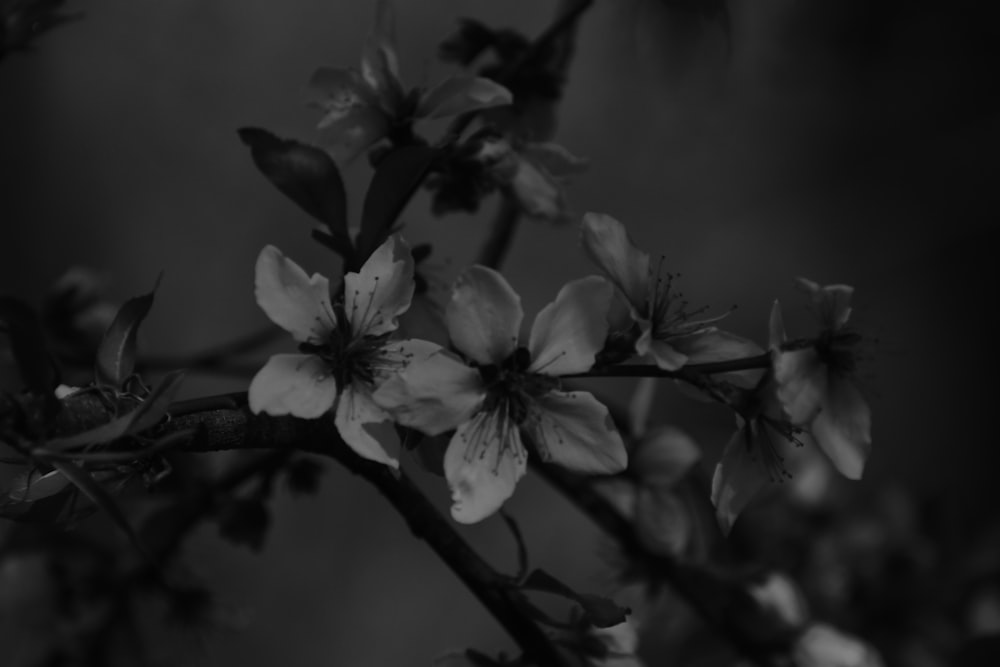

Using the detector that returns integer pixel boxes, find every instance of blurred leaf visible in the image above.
[355,145,437,267]
[217,498,271,552]
[44,459,151,560]
[0,296,59,395]
[285,458,324,496]
[238,127,352,260]
[7,467,71,502]
[94,277,160,387]
[711,425,769,536]
[46,370,186,450]
[522,569,629,628]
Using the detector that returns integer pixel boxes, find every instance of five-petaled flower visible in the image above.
[771,278,871,480]
[581,213,727,370]
[374,266,628,523]
[308,0,512,159]
[248,236,417,469]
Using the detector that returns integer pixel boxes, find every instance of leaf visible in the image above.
[521,569,630,628]
[44,459,152,561]
[46,370,186,451]
[238,127,351,259]
[8,468,73,502]
[355,145,437,268]
[217,498,271,552]
[416,76,512,120]
[0,296,59,395]
[94,277,160,387]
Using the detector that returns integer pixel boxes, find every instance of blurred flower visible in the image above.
[375,266,627,523]
[747,571,810,632]
[248,235,421,468]
[307,0,511,159]
[581,213,728,370]
[772,278,871,480]
[585,618,646,667]
[793,623,885,667]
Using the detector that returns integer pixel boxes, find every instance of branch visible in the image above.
[477,195,522,269]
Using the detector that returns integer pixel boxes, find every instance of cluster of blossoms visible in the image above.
[249,213,872,529]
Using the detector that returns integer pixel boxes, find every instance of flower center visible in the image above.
[477,347,559,426]
[299,303,399,388]
[815,330,862,375]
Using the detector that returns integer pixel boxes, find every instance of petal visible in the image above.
[711,427,769,536]
[509,157,565,220]
[528,390,627,474]
[416,76,512,120]
[768,299,785,350]
[372,340,485,435]
[444,410,527,523]
[633,425,700,487]
[360,0,405,108]
[528,276,612,375]
[446,266,523,364]
[345,235,415,337]
[254,246,335,344]
[796,278,853,331]
[627,377,657,437]
[811,375,871,480]
[335,383,399,468]
[672,328,766,388]
[248,354,338,418]
[645,337,689,371]
[307,67,389,156]
[521,143,589,178]
[773,347,826,424]
[580,213,650,315]
[634,487,691,557]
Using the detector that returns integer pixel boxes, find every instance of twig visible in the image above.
[477,195,522,269]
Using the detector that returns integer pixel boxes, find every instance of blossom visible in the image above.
[771,278,871,480]
[580,213,728,370]
[374,266,627,523]
[793,623,885,667]
[585,619,646,667]
[248,235,419,469]
[307,0,512,158]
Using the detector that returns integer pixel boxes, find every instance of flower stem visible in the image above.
[477,195,522,269]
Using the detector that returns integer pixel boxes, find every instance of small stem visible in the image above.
[477,195,522,269]
[566,354,772,379]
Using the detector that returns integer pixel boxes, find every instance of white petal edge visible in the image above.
[773,347,826,425]
[580,213,651,315]
[444,411,527,524]
[345,235,415,337]
[528,276,612,376]
[528,390,627,475]
[446,265,523,365]
[711,427,769,536]
[811,375,871,480]
[335,384,399,469]
[248,353,338,418]
[372,340,485,436]
[254,246,336,344]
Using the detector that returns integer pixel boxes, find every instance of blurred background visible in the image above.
[1,0,997,665]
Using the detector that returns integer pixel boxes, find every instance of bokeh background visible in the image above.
[1,0,997,664]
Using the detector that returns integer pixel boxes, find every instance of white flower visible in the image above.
[248,236,418,468]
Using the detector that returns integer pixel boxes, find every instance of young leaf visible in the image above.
[355,145,437,267]
[44,459,153,562]
[522,569,630,628]
[45,371,186,451]
[238,127,351,258]
[0,296,59,394]
[94,276,160,387]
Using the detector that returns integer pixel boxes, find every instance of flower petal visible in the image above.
[773,347,826,424]
[711,427,769,536]
[446,265,523,364]
[796,278,853,331]
[416,76,512,120]
[335,383,399,468]
[635,487,691,557]
[254,246,335,344]
[528,390,627,475]
[307,67,389,157]
[580,213,650,315]
[344,235,415,337]
[528,276,612,375]
[444,410,527,523]
[360,0,404,109]
[644,336,689,371]
[248,353,338,418]
[769,299,785,350]
[633,426,700,487]
[521,143,590,178]
[509,156,565,220]
[373,340,485,435]
[811,375,871,480]
[672,328,766,388]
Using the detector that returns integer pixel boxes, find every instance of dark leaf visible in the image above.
[285,458,324,496]
[0,296,59,394]
[355,145,437,267]
[238,127,351,259]
[522,569,629,628]
[94,276,160,387]
[217,498,271,552]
